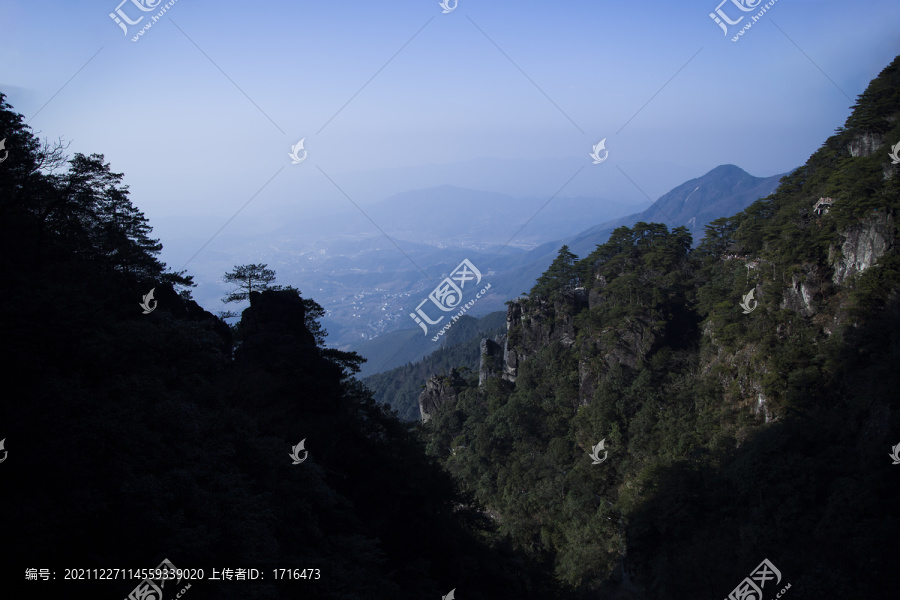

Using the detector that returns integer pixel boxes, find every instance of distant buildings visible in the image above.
[813,197,834,216]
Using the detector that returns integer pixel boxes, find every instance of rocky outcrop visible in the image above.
[848,132,884,157]
[781,265,825,317]
[829,211,894,285]
[479,334,507,386]
[504,289,589,381]
[418,368,467,422]
[755,393,772,424]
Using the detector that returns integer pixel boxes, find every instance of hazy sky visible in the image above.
[3,0,899,272]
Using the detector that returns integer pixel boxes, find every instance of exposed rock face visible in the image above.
[829,212,895,285]
[479,335,507,386]
[504,290,589,381]
[848,132,883,157]
[781,265,824,317]
[418,368,467,422]
[238,290,327,378]
[474,206,893,416]
[755,393,771,424]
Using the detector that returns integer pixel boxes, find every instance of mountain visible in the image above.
[156,184,644,349]
[469,163,785,306]
[565,163,784,256]
[347,164,783,375]
[0,93,563,600]
[418,55,900,597]
[364,184,649,249]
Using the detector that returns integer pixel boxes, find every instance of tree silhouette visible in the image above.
[222,263,279,304]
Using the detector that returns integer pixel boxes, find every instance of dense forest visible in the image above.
[2,51,899,599]
[363,311,506,421]
[420,56,900,598]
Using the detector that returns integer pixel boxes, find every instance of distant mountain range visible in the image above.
[155,163,784,357]
[565,164,785,256]
[351,164,785,374]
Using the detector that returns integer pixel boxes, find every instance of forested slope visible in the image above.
[421,55,900,599]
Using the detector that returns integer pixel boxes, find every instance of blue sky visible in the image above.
[2,0,899,269]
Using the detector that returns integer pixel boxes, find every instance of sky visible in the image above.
[2,0,899,280]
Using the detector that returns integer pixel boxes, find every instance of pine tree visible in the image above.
[532,245,579,299]
[222,263,278,304]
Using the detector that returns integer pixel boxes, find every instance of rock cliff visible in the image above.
[418,368,467,422]
[829,211,894,285]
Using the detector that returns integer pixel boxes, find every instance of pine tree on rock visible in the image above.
[222,263,280,304]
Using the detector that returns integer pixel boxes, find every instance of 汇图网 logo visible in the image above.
[109,0,181,42]
[709,0,780,42]
[589,139,608,164]
[889,141,900,165]
[289,139,307,164]
[290,439,308,465]
[588,439,608,465]
[739,289,758,314]
[410,259,491,341]
[724,558,789,600]
[439,0,457,14]
[125,558,191,600]
[140,288,157,314]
